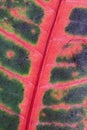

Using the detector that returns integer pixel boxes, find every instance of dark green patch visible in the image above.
[37,125,73,130]
[62,84,87,104]
[13,0,25,7]
[70,8,87,23]
[5,0,14,8]
[65,22,87,36]
[39,108,66,123]
[0,35,30,74]
[65,8,87,36]
[74,47,87,74]
[44,84,87,105]
[5,0,25,8]
[12,20,40,44]
[39,107,85,123]
[0,110,19,130]
[43,89,61,105]
[56,56,74,63]
[65,107,85,123]
[0,71,24,113]
[50,67,77,83]
[26,1,44,24]
[0,8,12,20]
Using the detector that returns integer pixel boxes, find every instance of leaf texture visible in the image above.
[1,0,87,130]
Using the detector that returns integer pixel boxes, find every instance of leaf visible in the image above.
[1,0,87,130]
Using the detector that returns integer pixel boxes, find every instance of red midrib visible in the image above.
[25,0,63,130]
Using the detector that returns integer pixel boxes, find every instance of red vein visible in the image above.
[25,0,63,130]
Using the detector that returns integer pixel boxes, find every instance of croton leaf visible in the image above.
[1,0,87,130]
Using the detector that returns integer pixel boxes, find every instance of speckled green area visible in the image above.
[39,108,67,123]
[39,107,85,123]
[0,0,43,44]
[0,110,19,130]
[37,123,84,130]
[43,84,87,106]
[1,0,26,8]
[50,67,77,83]
[37,125,73,130]
[12,20,40,44]
[0,71,24,113]
[26,1,44,24]
[5,0,14,8]
[56,56,74,63]
[43,89,61,105]
[13,0,25,7]
[0,8,12,21]
[74,47,87,74]
[62,84,87,104]
[0,35,30,75]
